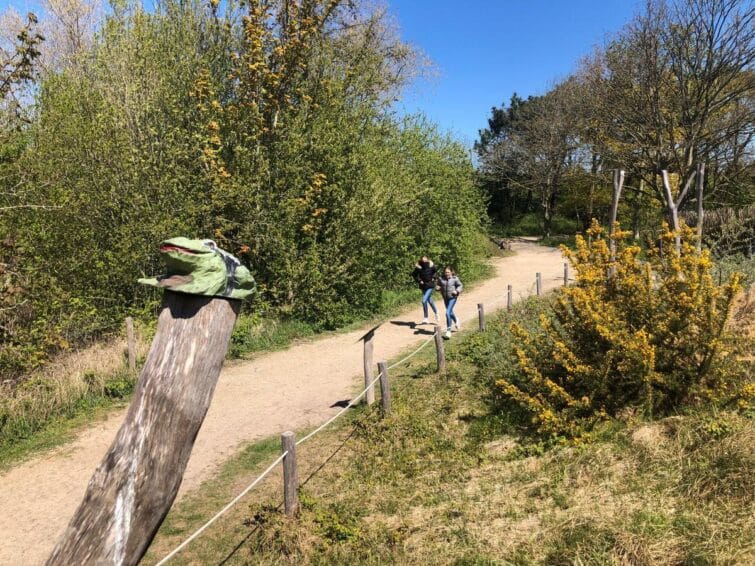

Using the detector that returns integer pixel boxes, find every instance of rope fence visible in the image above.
[156,266,569,563]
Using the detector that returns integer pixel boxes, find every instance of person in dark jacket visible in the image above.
[438,266,463,338]
[411,256,438,324]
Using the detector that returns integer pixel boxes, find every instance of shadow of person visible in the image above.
[390,319,435,335]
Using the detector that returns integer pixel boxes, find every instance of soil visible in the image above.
[0,242,565,565]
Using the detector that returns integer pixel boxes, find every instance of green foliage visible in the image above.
[497,221,745,440]
[0,0,485,377]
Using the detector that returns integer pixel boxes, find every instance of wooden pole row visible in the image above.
[282,264,576,523]
[286,265,576,523]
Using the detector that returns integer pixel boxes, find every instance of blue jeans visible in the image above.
[421,287,437,318]
[444,296,458,328]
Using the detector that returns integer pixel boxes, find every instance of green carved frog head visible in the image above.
[139,237,255,300]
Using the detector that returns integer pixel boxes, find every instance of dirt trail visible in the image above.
[0,242,565,565]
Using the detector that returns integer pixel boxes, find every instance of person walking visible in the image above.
[411,256,438,324]
[438,266,463,339]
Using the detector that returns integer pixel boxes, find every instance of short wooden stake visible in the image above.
[563,263,569,286]
[125,316,136,373]
[377,361,391,417]
[477,303,486,331]
[363,329,375,406]
[536,272,542,296]
[281,431,299,517]
[507,284,513,310]
[434,325,446,372]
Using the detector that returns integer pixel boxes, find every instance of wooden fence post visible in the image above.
[609,169,625,258]
[377,361,391,417]
[507,284,513,310]
[563,263,569,286]
[48,291,241,566]
[536,272,542,296]
[281,431,299,517]
[125,316,136,374]
[434,326,446,372]
[362,327,376,406]
[695,162,705,253]
[477,303,486,331]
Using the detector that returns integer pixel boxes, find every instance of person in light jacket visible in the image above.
[438,266,463,338]
[411,256,438,324]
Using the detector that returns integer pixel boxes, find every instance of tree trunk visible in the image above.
[609,169,625,258]
[661,170,681,252]
[47,291,241,566]
[631,178,645,240]
[696,163,705,252]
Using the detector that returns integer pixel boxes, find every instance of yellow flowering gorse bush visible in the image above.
[498,220,742,439]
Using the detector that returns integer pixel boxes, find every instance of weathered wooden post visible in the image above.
[563,263,569,286]
[434,325,446,372]
[477,303,486,331]
[536,272,542,296]
[377,361,391,418]
[281,431,299,517]
[48,293,241,566]
[125,316,136,374]
[48,238,254,566]
[507,284,513,310]
[609,169,625,258]
[361,325,379,406]
[695,162,705,253]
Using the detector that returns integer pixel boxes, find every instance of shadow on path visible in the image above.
[389,320,434,336]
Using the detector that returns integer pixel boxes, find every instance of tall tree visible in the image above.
[478,81,584,236]
[579,0,755,239]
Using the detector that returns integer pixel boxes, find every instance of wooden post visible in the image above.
[281,431,298,517]
[125,317,136,374]
[362,327,376,406]
[536,272,542,296]
[609,169,625,258]
[661,170,682,252]
[434,325,446,372]
[377,361,391,417]
[695,162,705,253]
[477,303,486,331]
[48,291,241,566]
[563,263,569,286]
[507,284,513,310]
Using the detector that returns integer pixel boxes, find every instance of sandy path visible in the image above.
[0,242,565,565]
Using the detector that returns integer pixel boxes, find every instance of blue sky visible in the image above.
[2,0,641,146]
[389,0,641,147]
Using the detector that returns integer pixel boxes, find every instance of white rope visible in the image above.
[387,336,434,369]
[155,452,287,566]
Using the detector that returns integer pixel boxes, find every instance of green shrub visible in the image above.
[497,221,743,440]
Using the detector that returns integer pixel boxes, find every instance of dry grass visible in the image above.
[140,340,755,565]
[0,328,149,464]
[730,283,755,363]
[139,292,755,564]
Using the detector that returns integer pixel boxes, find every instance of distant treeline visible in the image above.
[0,0,485,376]
[476,0,754,244]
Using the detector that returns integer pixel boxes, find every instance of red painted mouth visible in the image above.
[160,244,200,255]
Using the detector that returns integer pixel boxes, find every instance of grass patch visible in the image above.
[141,295,755,564]
[0,394,129,470]
[0,334,146,468]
